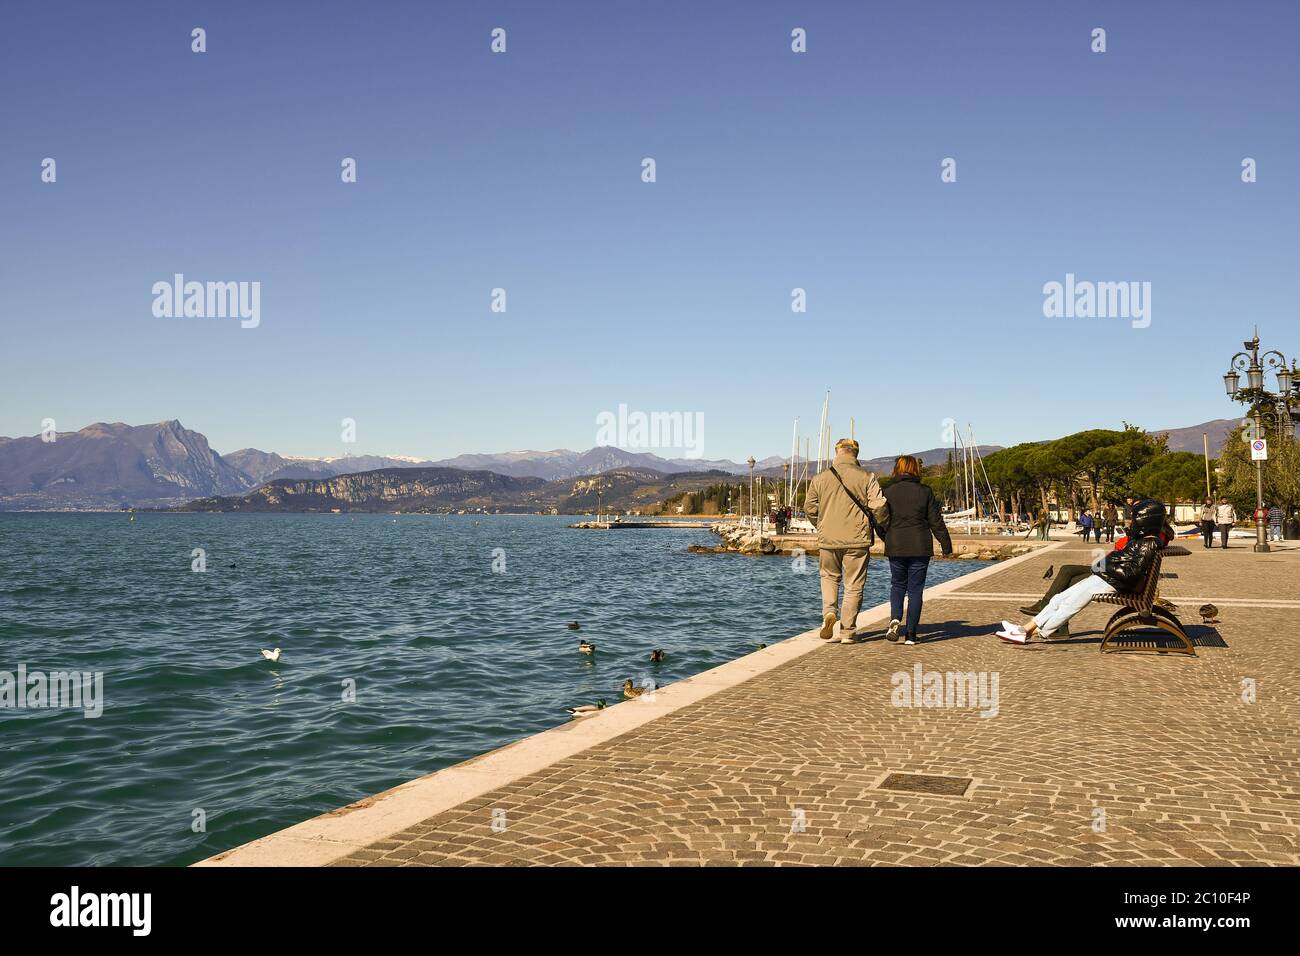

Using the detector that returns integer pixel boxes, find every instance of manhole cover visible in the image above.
[878,773,972,796]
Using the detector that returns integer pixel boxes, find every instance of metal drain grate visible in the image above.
[877,773,972,796]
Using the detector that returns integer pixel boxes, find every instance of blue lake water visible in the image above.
[0,513,983,866]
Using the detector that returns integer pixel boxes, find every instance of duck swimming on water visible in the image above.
[566,699,606,718]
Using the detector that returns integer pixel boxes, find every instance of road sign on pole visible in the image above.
[1251,438,1269,461]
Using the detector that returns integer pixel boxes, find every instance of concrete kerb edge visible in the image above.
[194,540,1065,867]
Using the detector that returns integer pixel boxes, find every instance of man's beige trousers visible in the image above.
[819,547,869,636]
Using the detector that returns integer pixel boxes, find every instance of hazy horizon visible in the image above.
[0,411,1239,466]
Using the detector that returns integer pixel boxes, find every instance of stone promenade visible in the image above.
[201,538,1300,867]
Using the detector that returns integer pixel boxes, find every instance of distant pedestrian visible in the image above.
[1268,503,1284,542]
[1215,498,1237,549]
[881,455,953,645]
[1079,509,1094,542]
[805,439,890,644]
[1199,498,1216,549]
[1101,503,1118,543]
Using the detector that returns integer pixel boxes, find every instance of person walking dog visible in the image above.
[805,438,890,644]
[880,456,953,644]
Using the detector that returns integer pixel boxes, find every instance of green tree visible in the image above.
[1219,424,1300,516]
[1129,452,1211,504]
[1025,441,1076,516]
[1052,426,1159,508]
[983,442,1048,517]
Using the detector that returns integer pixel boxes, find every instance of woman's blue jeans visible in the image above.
[889,556,931,637]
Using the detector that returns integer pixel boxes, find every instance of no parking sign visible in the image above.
[1251,438,1269,461]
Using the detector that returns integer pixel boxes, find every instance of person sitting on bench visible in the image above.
[997,499,1166,644]
[1017,519,1174,637]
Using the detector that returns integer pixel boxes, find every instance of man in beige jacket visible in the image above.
[804,438,890,643]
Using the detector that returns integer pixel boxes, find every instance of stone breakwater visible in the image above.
[694,523,1039,561]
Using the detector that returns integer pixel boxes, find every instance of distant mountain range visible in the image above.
[1151,418,1245,455]
[175,465,744,515]
[223,446,790,486]
[0,417,1239,511]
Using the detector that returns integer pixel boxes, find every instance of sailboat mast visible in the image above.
[959,428,970,512]
[795,439,806,502]
[953,427,963,511]
[966,426,975,515]
[951,425,958,511]
[970,425,995,518]
[789,419,798,505]
[814,391,828,474]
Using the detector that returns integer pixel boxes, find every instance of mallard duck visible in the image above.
[622,679,646,699]
[756,643,768,650]
[565,699,606,718]
[566,622,581,631]
[259,648,282,663]
[579,640,595,654]
[648,649,665,663]
[1199,604,1220,624]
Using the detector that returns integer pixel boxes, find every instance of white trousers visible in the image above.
[1033,575,1115,637]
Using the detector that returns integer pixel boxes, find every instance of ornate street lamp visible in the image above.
[747,456,756,524]
[1224,331,1297,552]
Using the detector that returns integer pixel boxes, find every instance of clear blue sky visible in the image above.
[3,1,1296,461]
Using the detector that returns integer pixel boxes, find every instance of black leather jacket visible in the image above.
[1098,535,1161,591]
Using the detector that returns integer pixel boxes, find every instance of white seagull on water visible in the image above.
[260,648,282,663]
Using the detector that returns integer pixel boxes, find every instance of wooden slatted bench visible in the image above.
[1090,550,1196,656]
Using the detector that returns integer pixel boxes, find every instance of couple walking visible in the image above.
[805,438,952,645]
[1199,498,1238,548]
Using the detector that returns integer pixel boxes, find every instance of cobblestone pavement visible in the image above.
[335,545,1300,866]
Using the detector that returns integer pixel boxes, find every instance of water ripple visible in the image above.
[0,513,983,865]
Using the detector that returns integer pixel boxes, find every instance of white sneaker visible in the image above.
[885,619,902,643]
[838,633,858,644]
[1001,620,1022,635]
[819,611,837,639]
[996,629,1028,644]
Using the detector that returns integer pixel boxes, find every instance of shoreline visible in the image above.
[194,544,1057,867]
[694,522,1053,561]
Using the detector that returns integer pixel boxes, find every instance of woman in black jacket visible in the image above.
[881,456,953,644]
